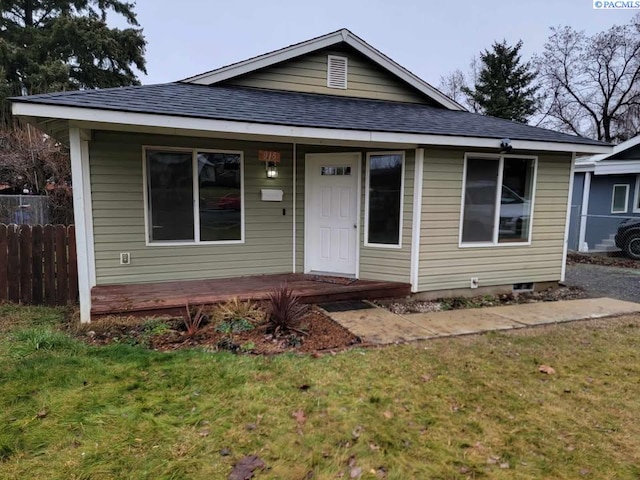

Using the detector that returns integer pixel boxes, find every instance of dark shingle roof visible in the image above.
[12,83,608,147]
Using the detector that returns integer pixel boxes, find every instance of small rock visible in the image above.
[350,466,362,479]
[500,462,510,469]
[579,468,590,476]
[35,409,47,419]
[246,423,257,431]
[198,429,210,437]
[87,330,96,338]
[220,448,231,456]
[538,365,556,375]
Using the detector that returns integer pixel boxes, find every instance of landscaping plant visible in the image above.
[183,303,208,337]
[266,284,308,335]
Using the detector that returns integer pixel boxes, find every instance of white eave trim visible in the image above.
[12,102,613,155]
[181,28,465,111]
[593,160,640,175]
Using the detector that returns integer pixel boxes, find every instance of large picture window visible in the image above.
[460,155,536,246]
[145,148,243,244]
[365,152,404,247]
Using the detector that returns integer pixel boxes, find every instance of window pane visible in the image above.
[462,158,499,243]
[367,154,403,245]
[146,150,194,241]
[498,158,534,243]
[612,185,628,213]
[198,152,242,241]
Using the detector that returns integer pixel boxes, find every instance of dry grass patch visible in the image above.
[1,305,639,479]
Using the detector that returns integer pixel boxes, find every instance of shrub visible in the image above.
[266,284,308,334]
[183,303,208,337]
[213,298,264,324]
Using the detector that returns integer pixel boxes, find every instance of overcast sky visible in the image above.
[129,0,636,87]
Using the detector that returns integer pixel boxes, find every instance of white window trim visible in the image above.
[364,151,405,249]
[458,152,538,248]
[633,175,640,213]
[611,184,629,214]
[142,145,245,246]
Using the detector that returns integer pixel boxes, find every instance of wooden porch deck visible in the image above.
[91,273,410,317]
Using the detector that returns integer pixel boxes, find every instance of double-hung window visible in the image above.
[365,152,405,247]
[611,184,629,214]
[635,175,640,213]
[460,154,536,246]
[144,147,244,244]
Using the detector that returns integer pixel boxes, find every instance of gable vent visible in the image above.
[327,55,348,89]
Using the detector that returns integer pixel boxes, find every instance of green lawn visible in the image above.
[1,305,640,479]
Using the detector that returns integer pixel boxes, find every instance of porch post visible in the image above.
[69,127,96,322]
[578,171,592,253]
[410,148,424,292]
[561,153,576,283]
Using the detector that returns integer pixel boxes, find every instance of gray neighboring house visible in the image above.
[570,136,640,253]
[10,29,611,322]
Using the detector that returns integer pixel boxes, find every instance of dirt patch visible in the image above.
[76,305,359,355]
[375,286,587,315]
[568,251,639,270]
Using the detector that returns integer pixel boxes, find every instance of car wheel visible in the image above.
[624,233,640,260]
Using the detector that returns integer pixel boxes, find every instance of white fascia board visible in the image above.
[12,102,613,155]
[575,162,596,173]
[593,160,640,175]
[342,33,464,111]
[184,32,345,84]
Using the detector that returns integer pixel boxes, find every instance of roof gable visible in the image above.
[221,44,431,105]
[181,29,463,110]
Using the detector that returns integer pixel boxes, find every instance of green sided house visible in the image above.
[11,29,611,322]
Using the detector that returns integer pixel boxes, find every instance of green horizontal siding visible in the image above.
[225,49,426,104]
[89,131,295,285]
[417,149,572,292]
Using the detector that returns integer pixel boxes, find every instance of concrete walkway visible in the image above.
[326,298,640,345]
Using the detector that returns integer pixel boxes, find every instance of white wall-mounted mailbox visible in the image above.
[261,189,284,202]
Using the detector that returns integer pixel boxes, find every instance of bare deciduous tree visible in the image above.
[535,14,640,143]
[0,124,72,223]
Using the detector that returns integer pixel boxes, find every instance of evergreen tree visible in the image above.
[0,0,147,124]
[463,40,538,123]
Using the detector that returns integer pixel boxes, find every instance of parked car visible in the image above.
[217,193,241,211]
[615,218,640,260]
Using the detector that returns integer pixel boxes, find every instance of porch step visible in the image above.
[90,273,411,318]
[594,234,621,252]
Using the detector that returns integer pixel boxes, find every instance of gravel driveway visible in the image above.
[564,263,640,303]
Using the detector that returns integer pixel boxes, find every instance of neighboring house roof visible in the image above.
[576,135,640,175]
[12,83,608,148]
[181,28,465,111]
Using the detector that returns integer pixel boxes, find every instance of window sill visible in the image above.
[146,240,245,247]
[364,242,403,249]
[459,241,531,248]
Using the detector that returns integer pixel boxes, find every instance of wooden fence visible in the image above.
[0,224,78,305]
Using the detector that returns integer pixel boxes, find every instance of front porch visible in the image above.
[90,273,410,318]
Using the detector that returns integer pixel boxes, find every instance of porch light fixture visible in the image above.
[266,161,278,179]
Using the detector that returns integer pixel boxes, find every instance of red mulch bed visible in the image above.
[77,306,360,355]
[568,252,639,270]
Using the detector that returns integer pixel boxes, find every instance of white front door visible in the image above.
[306,153,359,276]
